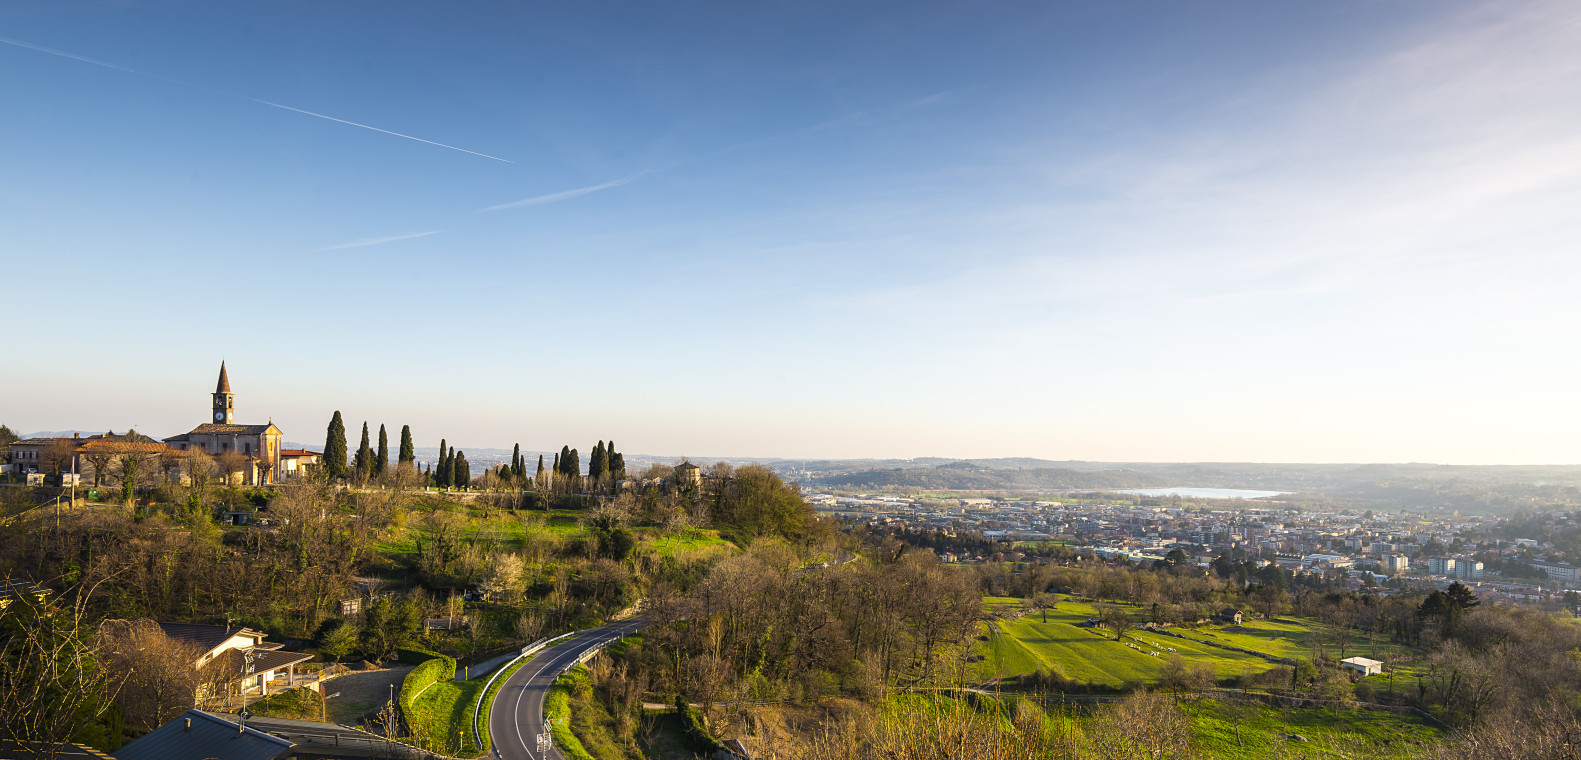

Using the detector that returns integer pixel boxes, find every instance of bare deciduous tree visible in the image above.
[1090,689,1193,760]
[0,581,123,758]
[96,619,206,731]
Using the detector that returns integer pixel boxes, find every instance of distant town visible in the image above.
[809,490,1581,608]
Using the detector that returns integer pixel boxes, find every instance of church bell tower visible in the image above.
[212,362,234,424]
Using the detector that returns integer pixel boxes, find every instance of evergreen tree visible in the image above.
[398,425,415,464]
[354,422,373,480]
[436,439,448,488]
[567,448,580,479]
[455,451,470,488]
[512,444,523,479]
[324,411,348,479]
[552,452,560,478]
[536,454,545,484]
[590,441,608,481]
[558,446,571,476]
[607,440,625,480]
[376,424,389,475]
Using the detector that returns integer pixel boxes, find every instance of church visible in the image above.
[163,363,286,485]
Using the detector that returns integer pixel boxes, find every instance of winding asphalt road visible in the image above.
[487,617,648,760]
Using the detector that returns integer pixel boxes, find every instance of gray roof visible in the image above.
[251,649,313,672]
[113,710,433,760]
[231,715,429,758]
[113,710,290,760]
[156,623,257,654]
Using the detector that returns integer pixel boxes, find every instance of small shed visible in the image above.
[1340,656,1384,676]
[1218,608,1243,624]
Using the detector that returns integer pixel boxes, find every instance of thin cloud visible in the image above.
[477,178,634,212]
[0,36,511,163]
[319,230,441,251]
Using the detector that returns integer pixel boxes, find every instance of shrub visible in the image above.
[396,646,443,666]
[398,649,457,741]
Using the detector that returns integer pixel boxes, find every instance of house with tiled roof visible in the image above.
[163,363,286,484]
[155,623,314,699]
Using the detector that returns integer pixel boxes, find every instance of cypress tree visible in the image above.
[512,444,523,479]
[552,452,560,481]
[376,424,389,475]
[455,451,470,488]
[436,439,448,488]
[567,448,580,478]
[590,441,607,480]
[442,446,455,488]
[399,425,415,464]
[611,451,625,480]
[558,446,571,476]
[355,422,373,480]
[324,411,348,479]
[536,454,545,484]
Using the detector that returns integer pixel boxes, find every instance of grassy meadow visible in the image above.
[975,598,1322,687]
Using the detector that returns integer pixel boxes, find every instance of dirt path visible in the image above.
[322,665,414,724]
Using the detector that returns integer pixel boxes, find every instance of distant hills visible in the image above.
[814,461,1168,491]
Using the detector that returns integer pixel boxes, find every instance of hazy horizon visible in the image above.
[4,1,1579,464]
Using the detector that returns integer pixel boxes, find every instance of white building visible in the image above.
[1340,657,1383,676]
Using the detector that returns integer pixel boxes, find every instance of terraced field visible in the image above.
[975,600,1322,687]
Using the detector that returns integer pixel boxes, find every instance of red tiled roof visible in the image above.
[73,441,171,455]
[278,449,321,457]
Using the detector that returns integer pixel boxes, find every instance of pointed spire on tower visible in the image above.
[216,361,232,394]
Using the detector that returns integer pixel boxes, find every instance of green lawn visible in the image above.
[249,688,324,721]
[1186,699,1442,759]
[636,528,735,559]
[410,677,486,757]
[976,601,1288,686]
[1165,619,1313,660]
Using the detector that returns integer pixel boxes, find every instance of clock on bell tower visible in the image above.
[212,361,235,424]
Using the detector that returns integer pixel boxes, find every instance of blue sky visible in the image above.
[3,1,1579,464]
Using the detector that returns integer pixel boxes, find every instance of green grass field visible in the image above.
[976,600,1321,687]
[881,692,1441,758]
[635,527,735,559]
[1164,618,1312,660]
[1185,699,1442,759]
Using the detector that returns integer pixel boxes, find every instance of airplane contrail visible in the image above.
[0,36,512,163]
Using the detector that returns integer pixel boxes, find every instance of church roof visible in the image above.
[216,361,232,394]
[180,423,280,436]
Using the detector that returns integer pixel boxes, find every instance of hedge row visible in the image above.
[398,649,457,738]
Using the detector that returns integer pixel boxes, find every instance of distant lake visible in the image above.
[1116,487,1289,500]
